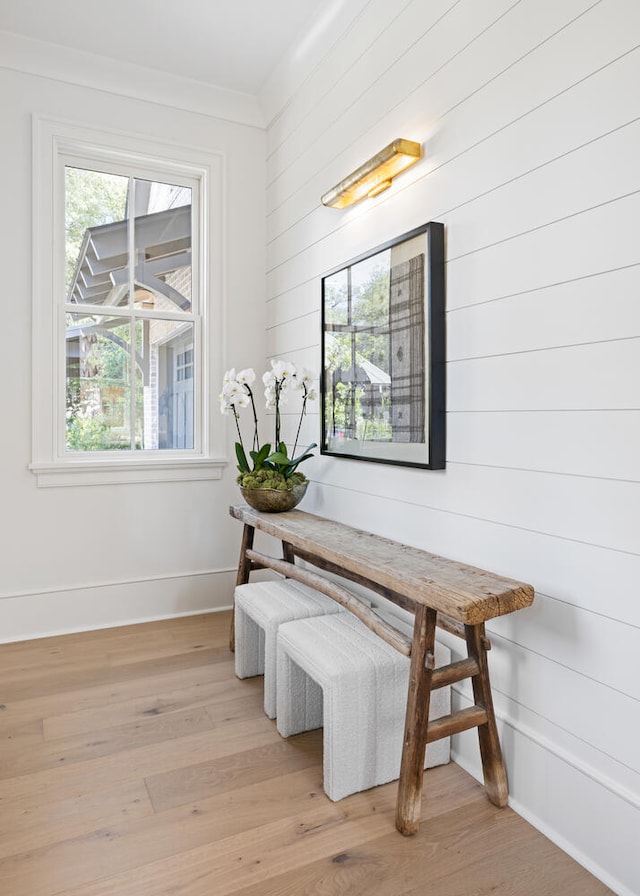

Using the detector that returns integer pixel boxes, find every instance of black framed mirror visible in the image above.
[321,221,445,469]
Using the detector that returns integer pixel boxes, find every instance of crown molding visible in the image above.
[0,29,264,129]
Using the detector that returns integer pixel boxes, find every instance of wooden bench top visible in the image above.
[229,505,534,626]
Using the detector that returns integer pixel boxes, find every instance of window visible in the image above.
[65,168,195,452]
[31,119,225,486]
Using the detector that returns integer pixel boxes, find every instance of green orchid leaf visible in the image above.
[265,450,289,466]
[286,454,313,474]
[249,443,272,470]
[235,442,250,473]
[289,442,317,465]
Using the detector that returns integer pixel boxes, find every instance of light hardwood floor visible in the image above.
[0,611,612,896]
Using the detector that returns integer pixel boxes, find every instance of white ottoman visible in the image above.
[234,578,343,719]
[276,611,450,801]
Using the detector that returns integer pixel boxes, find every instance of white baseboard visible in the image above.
[451,710,639,896]
[0,568,237,642]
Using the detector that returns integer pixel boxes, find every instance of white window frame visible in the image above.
[31,117,226,486]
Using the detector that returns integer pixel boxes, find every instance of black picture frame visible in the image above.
[320,221,445,469]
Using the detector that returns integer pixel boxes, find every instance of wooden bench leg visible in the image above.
[465,623,508,807]
[230,532,297,652]
[395,605,437,835]
[395,615,509,834]
[282,540,295,565]
[229,524,255,651]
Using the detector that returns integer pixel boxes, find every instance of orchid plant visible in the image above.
[220,360,317,490]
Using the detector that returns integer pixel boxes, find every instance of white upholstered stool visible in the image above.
[234,578,343,719]
[276,611,450,801]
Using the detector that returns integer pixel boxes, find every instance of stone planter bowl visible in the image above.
[240,480,308,513]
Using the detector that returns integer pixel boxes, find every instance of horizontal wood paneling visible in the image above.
[448,339,640,411]
[439,630,640,794]
[447,410,640,481]
[267,0,596,197]
[488,602,640,704]
[266,0,521,240]
[447,266,640,360]
[266,309,318,357]
[446,191,640,307]
[489,685,640,809]
[266,0,498,185]
[267,173,640,305]
[444,119,640,260]
[313,455,640,554]
[262,0,640,890]
[267,0,639,255]
[303,477,640,626]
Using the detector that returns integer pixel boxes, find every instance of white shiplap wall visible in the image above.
[261,1,640,893]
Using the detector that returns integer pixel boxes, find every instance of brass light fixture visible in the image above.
[321,138,422,209]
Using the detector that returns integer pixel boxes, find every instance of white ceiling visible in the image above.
[0,0,326,95]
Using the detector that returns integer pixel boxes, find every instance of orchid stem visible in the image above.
[275,381,281,446]
[233,408,244,453]
[292,389,307,458]
[246,386,259,451]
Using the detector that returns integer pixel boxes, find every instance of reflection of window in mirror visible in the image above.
[321,222,445,469]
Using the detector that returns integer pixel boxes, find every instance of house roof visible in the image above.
[68,205,192,311]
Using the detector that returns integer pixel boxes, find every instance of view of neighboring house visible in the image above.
[66,178,194,451]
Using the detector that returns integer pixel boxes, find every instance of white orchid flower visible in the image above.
[269,360,286,379]
[281,361,297,379]
[223,367,236,384]
[236,368,256,386]
[291,367,315,391]
[264,383,277,409]
[223,381,246,405]
[222,380,240,397]
[270,359,296,381]
[234,392,251,409]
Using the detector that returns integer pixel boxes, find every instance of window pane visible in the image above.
[323,270,348,326]
[141,320,195,450]
[66,315,196,452]
[65,167,129,304]
[133,179,192,313]
[351,251,390,327]
[355,331,391,441]
[66,314,132,450]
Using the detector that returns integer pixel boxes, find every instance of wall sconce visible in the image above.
[321,138,422,209]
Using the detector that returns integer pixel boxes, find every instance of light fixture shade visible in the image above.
[321,138,422,209]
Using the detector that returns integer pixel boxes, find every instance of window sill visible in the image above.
[30,456,227,487]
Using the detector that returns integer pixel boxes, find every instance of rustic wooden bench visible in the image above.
[229,504,535,835]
